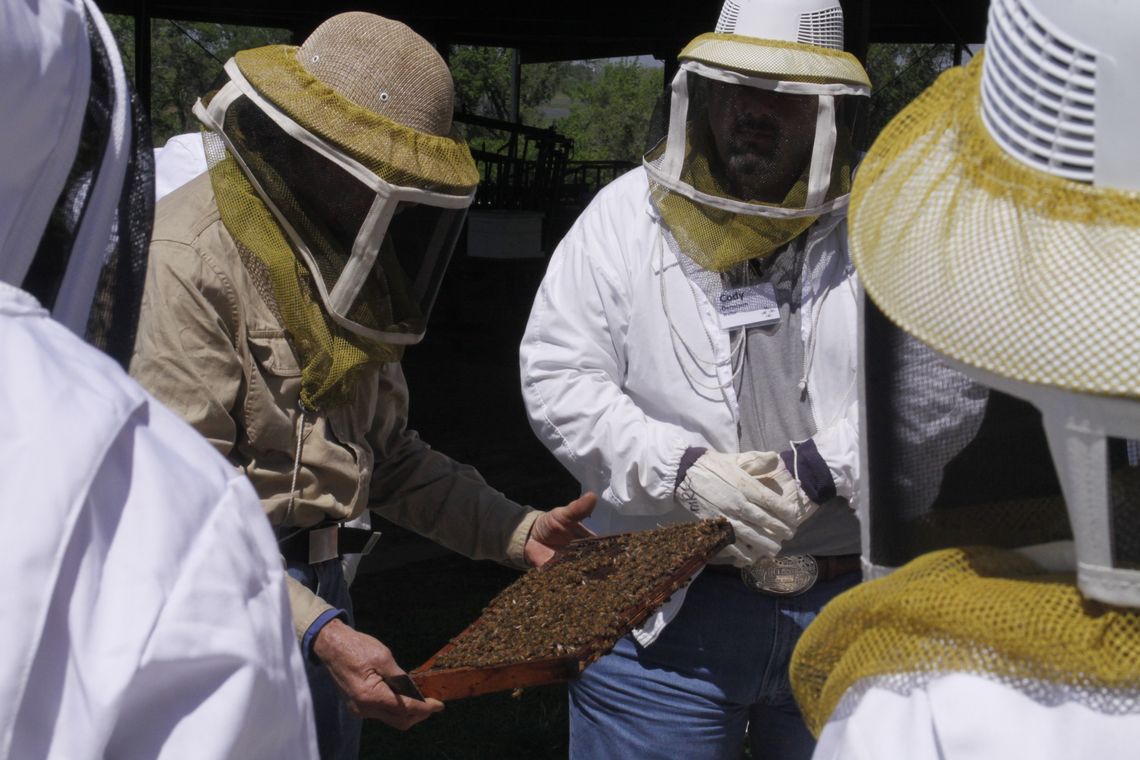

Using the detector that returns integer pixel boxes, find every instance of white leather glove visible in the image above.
[675,450,818,567]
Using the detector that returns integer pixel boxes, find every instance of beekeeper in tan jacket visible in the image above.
[129,12,594,759]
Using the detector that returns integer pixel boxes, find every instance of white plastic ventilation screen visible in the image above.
[982,0,1097,182]
[797,8,844,50]
[715,1,741,34]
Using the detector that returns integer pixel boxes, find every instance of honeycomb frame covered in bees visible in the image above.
[410,518,734,701]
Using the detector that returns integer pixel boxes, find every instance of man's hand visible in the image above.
[311,618,443,729]
[524,492,598,567]
[675,451,817,566]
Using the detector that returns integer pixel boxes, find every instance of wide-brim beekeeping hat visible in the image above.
[231,12,478,196]
[850,0,1140,399]
[194,12,478,409]
[850,0,1140,608]
[679,9,870,89]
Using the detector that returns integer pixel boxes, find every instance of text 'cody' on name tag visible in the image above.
[716,283,780,329]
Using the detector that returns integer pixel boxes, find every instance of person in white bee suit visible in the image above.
[0,0,318,757]
[519,0,870,756]
[790,0,1140,757]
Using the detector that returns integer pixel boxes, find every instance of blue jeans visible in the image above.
[287,559,360,760]
[569,567,859,760]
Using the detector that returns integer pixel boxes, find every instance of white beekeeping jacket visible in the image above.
[813,673,1140,760]
[520,167,860,538]
[154,132,208,202]
[0,282,318,759]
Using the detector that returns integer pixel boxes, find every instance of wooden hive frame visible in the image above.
[410,519,734,701]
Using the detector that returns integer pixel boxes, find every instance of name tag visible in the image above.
[717,283,780,329]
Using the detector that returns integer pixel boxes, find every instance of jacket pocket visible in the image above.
[247,330,303,377]
[244,330,303,451]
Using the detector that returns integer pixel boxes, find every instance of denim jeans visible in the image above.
[287,559,359,760]
[569,566,860,760]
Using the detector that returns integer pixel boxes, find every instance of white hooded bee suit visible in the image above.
[0,0,317,756]
[520,167,860,539]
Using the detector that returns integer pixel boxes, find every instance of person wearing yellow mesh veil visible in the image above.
[519,1,870,757]
[127,12,596,759]
[789,0,1140,757]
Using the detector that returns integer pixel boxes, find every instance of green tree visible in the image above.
[106,16,291,146]
[449,46,572,144]
[555,60,663,163]
[861,43,956,149]
[450,46,515,122]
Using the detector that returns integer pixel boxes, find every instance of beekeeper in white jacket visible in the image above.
[519,1,871,758]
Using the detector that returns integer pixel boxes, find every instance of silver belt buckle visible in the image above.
[741,555,818,595]
[308,525,339,564]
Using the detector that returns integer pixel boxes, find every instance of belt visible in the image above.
[705,554,861,595]
[278,524,382,565]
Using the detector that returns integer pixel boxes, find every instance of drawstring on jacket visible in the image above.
[658,231,744,413]
[273,403,311,550]
[286,402,310,521]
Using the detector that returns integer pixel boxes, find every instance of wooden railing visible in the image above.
[455,112,636,214]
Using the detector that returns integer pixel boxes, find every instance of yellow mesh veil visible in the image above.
[647,125,853,270]
[791,546,1140,737]
[208,148,399,410]
[850,53,1140,398]
[808,34,1140,744]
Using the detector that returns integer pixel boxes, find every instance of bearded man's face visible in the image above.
[705,80,817,203]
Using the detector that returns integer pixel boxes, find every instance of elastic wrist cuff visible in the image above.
[303,608,348,662]
[780,438,836,504]
[675,446,708,492]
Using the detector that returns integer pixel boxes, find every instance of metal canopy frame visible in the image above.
[101,0,988,106]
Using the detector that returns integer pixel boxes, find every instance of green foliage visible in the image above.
[450,46,572,135]
[450,46,515,121]
[556,60,663,163]
[106,16,290,146]
[861,43,956,149]
[449,48,663,163]
[102,18,959,163]
[106,20,668,162]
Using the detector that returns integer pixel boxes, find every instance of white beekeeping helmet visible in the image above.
[643,0,870,272]
[714,0,846,50]
[849,0,1140,608]
[980,0,1140,190]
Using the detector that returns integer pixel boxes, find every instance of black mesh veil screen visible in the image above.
[222,95,399,332]
[23,10,153,369]
[863,298,1071,568]
[1110,440,1140,570]
[85,85,153,369]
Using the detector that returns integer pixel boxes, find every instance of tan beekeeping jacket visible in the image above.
[130,173,537,638]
